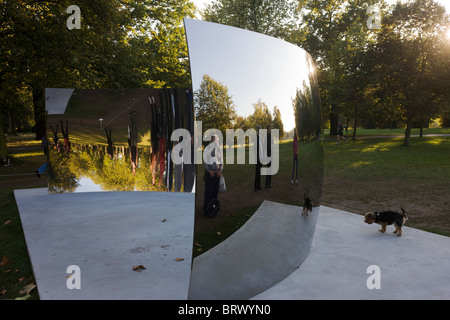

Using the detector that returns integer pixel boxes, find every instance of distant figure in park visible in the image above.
[105,127,114,159]
[36,136,48,178]
[254,125,263,191]
[265,125,272,189]
[291,130,298,185]
[128,111,138,175]
[60,120,71,154]
[337,123,347,144]
[35,162,47,178]
[203,135,223,213]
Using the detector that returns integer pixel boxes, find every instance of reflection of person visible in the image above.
[60,120,71,155]
[254,125,262,191]
[128,111,138,175]
[336,123,347,144]
[158,131,166,187]
[203,135,223,213]
[264,125,272,189]
[174,136,183,192]
[105,127,114,159]
[291,131,298,185]
[35,162,47,178]
[50,124,61,153]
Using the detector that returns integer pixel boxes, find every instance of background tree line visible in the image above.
[1,0,196,161]
[1,0,449,158]
[203,0,450,146]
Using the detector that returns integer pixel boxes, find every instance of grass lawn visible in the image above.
[1,130,449,299]
[322,135,450,236]
[1,134,46,300]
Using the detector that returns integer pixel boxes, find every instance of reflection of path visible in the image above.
[188,201,319,300]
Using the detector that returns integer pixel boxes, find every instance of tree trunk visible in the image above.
[419,118,423,138]
[404,116,413,146]
[352,105,358,140]
[329,105,339,135]
[0,113,8,161]
[32,86,46,141]
[8,112,17,136]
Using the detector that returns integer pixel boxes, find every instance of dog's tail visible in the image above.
[401,208,408,220]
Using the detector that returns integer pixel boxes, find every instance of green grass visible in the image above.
[1,134,45,300]
[323,127,450,137]
[322,136,450,236]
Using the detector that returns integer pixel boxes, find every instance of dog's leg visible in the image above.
[396,224,402,237]
[379,222,387,233]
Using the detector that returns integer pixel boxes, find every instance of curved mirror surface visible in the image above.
[45,88,195,194]
[185,18,323,300]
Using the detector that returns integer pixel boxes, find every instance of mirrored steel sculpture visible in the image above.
[184,18,323,299]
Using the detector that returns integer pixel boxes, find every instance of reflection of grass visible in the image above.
[194,138,324,255]
[193,205,259,258]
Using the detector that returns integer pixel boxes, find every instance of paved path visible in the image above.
[253,206,450,300]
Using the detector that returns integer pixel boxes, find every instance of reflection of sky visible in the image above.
[74,176,105,193]
[185,18,313,132]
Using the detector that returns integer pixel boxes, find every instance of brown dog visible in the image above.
[364,208,408,236]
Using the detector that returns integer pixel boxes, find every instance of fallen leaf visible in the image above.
[19,283,36,295]
[174,258,184,262]
[194,242,202,247]
[217,232,221,236]
[16,277,25,285]
[132,265,146,272]
[4,220,12,225]
[161,219,167,222]
[0,256,10,266]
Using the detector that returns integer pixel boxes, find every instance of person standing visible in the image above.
[203,135,223,213]
[265,125,272,189]
[128,111,138,175]
[336,123,347,144]
[254,125,262,191]
[291,131,298,184]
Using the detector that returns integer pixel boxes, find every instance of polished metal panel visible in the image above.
[185,18,323,299]
[45,88,195,194]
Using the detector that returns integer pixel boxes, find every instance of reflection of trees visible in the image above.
[48,152,79,193]
[293,79,322,140]
[293,54,323,141]
[195,74,237,134]
[48,143,167,193]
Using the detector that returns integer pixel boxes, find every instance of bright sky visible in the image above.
[185,18,314,132]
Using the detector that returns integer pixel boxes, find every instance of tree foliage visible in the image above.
[194,74,237,134]
[203,0,299,40]
[0,0,195,148]
[371,0,450,145]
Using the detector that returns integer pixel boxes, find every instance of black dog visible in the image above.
[302,195,312,216]
[364,208,408,236]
